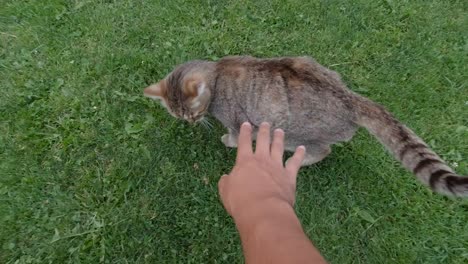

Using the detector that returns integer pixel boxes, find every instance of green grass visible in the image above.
[1,0,467,263]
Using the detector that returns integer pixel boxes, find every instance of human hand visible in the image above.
[218,122,306,222]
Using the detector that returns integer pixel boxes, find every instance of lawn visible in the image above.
[1,0,467,263]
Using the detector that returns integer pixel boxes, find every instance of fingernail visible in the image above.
[298,145,306,151]
[274,128,284,134]
[242,122,251,127]
[260,121,270,126]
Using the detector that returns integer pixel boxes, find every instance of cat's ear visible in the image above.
[183,78,205,97]
[144,81,167,100]
[184,78,210,109]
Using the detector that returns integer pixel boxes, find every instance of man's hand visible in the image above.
[217,122,326,263]
[218,122,306,222]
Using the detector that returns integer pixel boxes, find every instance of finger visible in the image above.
[218,174,228,197]
[218,174,232,213]
[236,122,253,161]
[255,122,271,156]
[271,129,285,162]
[285,146,306,183]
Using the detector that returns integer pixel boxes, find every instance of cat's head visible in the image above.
[144,61,213,123]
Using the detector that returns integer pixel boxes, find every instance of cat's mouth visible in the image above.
[182,114,203,124]
[187,113,208,124]
[182,112,210,126]
[185,116,203,124]
[191,116,213,129]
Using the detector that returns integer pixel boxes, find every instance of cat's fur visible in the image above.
[144,56,467,197]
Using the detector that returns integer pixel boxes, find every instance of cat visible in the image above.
[143,55,467,197]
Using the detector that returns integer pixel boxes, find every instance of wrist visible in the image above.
[233,198,300,235]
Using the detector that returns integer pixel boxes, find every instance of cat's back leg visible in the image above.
[295,124,357,166]
[300,144,331,166]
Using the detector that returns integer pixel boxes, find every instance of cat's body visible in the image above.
[210,56,358,164]
[144,55,468,197]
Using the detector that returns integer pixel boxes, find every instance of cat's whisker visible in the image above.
[204,118,214,130]
[197,118,205,128]
[200,117,213,131]
[201,119,208,129]
[200,119,208,129]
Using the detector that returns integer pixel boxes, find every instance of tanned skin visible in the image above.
[218,122,327,264]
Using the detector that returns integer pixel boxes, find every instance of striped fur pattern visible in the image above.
[144,56,467,197]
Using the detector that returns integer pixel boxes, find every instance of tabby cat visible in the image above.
[143,56,467,197]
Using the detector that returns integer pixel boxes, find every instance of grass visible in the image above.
[1,0,467,263]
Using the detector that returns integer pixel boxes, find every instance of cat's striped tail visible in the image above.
[352,95,468,197]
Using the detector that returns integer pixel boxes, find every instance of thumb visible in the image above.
[218,174,228,196]
[285,146,306,185]
[218,174,232,214]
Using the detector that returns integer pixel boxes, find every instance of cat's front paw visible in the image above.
[221,134,237,148]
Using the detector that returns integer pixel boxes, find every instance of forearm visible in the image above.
[234,200,327,264]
